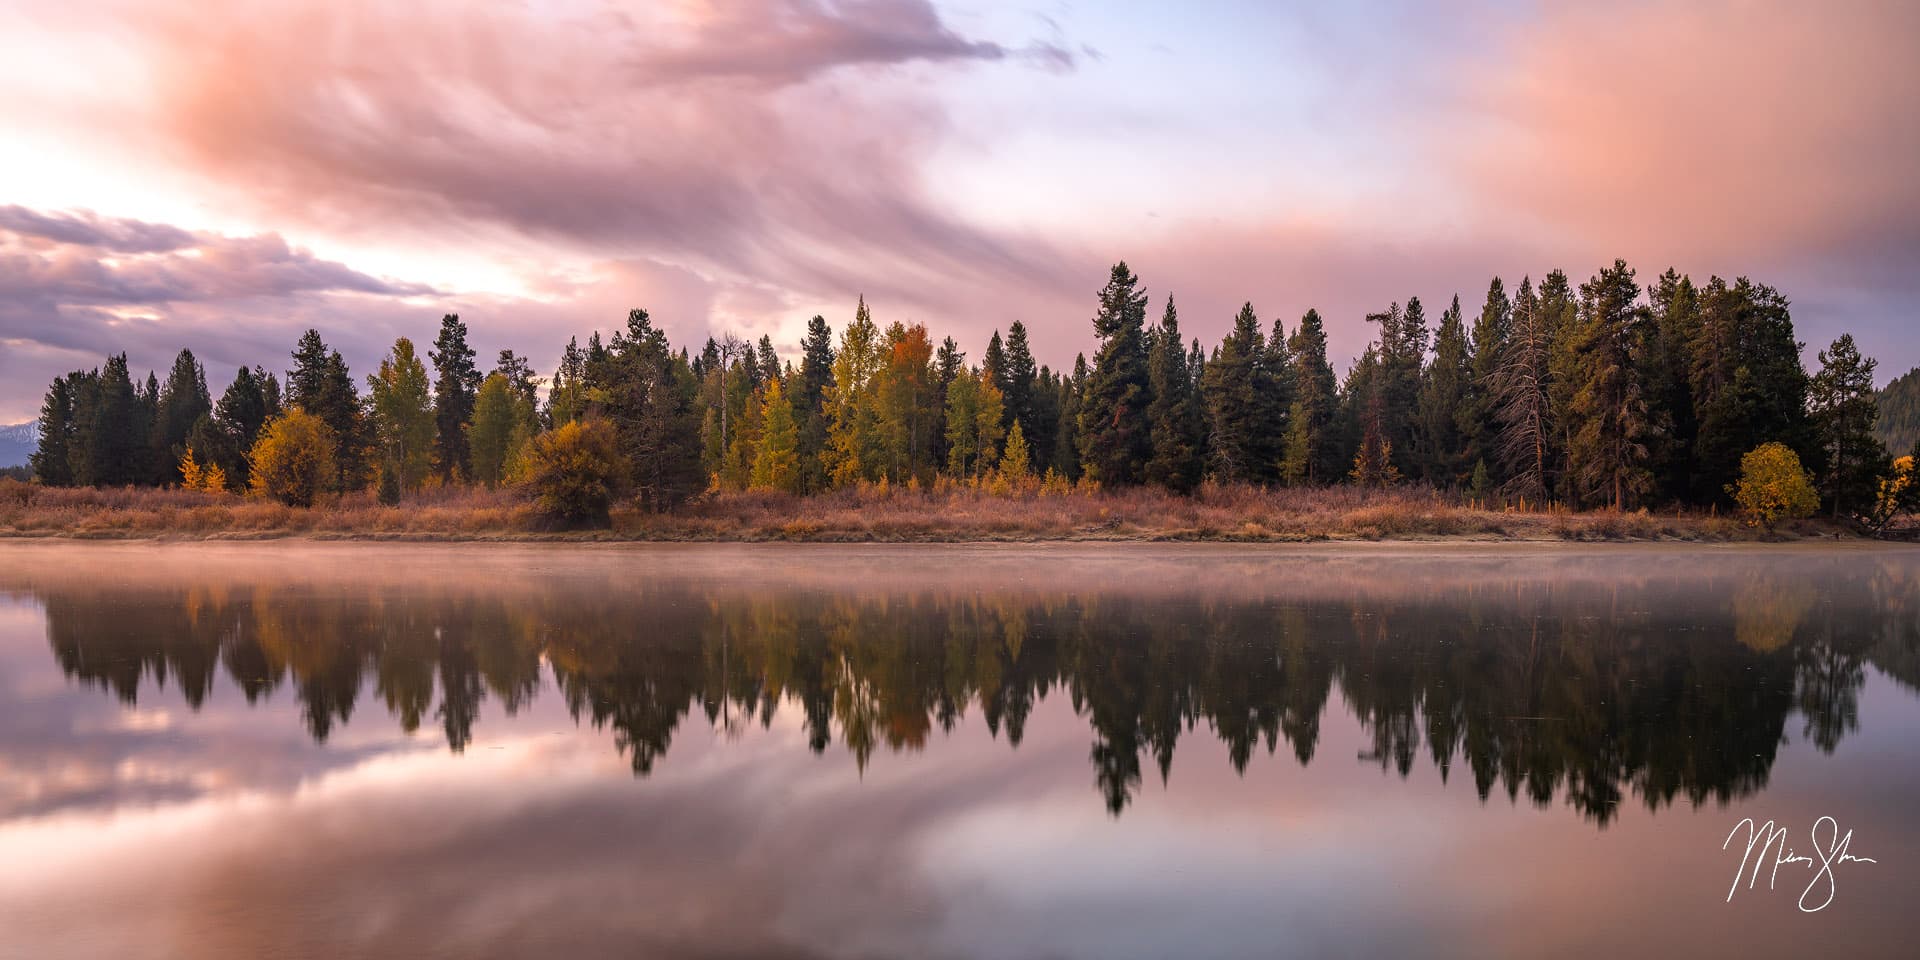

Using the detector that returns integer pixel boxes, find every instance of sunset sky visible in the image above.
[3,0,1915,423]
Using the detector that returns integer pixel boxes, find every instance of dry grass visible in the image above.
[0,475,1839,543]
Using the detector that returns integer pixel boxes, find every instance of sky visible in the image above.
[2,0,1916,423]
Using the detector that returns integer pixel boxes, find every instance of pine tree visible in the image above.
[1054,355,1088,479]
[1417,295,1471,485]
[1077,263,1153,485]
[944,367,982,477]
[82,354,145,487]
[548,337,590,425]
[288,330,369,491]
[794,315,836,492]
[31,375,76,486]
[1002,321,1038,433]
[1643,269,1700,501]
[1460,278,1511,479]
[1144,296,1204,492]
[756,335,781,387]
[1688,277,1813,504]
[1281,309,1339,485]
[1568,260,1653,509]
[750,377,801,493]
[1538,270,1581,501]
[1808,333,1886,519]
[367,338,436,491]
[1493,277,1552,503]
[604,308,703,509]
[152,349,211,483]
[982,331,1007,402]
[429,313,480,483]
[1202,302,1268,483]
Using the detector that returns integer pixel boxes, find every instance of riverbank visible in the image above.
[0,478,1855,543]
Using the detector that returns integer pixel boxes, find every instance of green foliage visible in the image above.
[1077,262,1153,485]
[600,309,703,510]
[1729,442,1818,529]
[367,337,436,491]
[1492,277,1553,503]
[1000,420,1032,482]
[1808,334,1886,519]
[429,313,481,482]
[470,372,536,489]
[1144,296,1204,492]
[1568,260,1653,509]
[519,418,624,528]
[1202,302,1282,483]
[152,349,212,484]
[1417,295,1471,485]
[1689,278,1812,504]
[1281,309,1339,485]
[248,408,339,507]
[288,330,370,491]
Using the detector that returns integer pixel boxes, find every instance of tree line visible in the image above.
[28,259,1907,522]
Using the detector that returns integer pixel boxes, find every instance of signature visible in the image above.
[1724,816,1878,912]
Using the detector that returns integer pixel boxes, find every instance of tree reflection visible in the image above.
[33,557,1920,826]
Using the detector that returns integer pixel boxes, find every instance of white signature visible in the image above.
[1723,816,1878,912]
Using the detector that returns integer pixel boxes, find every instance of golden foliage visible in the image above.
[1729,442,1818,529]
[247,410,338,507]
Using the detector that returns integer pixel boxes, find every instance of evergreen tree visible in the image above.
[82,354,146,487]
[1461,278,1511,480]
[1002,321,1038,433]
[1054,355,1088,479]
[1688,277,1813,504]
[982,331,1007,402]
[288,329,369,491]
[31,375,76,486]
[1281,309,1339,485]
[603,308,703,509]
[1568,260,1653,509]
[204,366,277,489]
[429,313,481,482]
[152,349,211,482]
[1144,296,1205,492]
[1493,277,1552,503]
[1202,303,1269,483]
[367,338,436,491]
[794,315,836,492]
[1808,333,1886,519]
[1643,269,1700,501]
[548,338,590,425]
[1417,295,1471,485]
[1538,270,1581,500]
[1262,313,1295,479]
[493,350,540,409]
[756,335,781,387]
[1380,296,1428,480]
[1077,263,1153,485]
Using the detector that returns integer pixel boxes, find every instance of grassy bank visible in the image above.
[0,477,1850,543]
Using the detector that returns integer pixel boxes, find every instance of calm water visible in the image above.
[1,542,1917,959]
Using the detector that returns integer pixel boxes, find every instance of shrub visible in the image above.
[1862,453,1919,534]
[1729,442,1819,529]
[518,419,624,528]
[247,409,339,507]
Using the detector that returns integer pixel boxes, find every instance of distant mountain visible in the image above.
[0,421,36,469]
[1878,368,1920,458]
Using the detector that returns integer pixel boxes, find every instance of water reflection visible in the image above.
[16,544,1920,825]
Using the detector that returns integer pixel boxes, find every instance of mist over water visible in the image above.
[1,543,1917,959]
